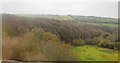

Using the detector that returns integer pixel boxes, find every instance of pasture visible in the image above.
[72,45,118,61]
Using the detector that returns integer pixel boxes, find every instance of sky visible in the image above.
[0,0,119,18]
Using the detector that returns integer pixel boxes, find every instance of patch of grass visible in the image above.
[72,45,118,61]
[40,15,74,20]
[87,23,118,28]
[101,24,118,28]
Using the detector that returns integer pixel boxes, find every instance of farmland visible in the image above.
[72,45,118,61]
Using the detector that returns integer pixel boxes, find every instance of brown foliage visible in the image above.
[3,28,77,61]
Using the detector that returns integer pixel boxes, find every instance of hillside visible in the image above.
[17,14,118,24]
[2,14,119,61]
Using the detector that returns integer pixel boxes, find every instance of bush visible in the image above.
[108,42,120,50]
[72,39,86,46]
[3,28,77,61]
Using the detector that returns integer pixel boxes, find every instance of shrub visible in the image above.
[3,28,77,61]
[72,39,86,46]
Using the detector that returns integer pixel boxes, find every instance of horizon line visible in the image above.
[1,13,118,19]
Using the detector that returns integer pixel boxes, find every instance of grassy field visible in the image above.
[72,45,118,61]
[87,23,118,28]
[43,15,74,20]
[19,15,74,20]
[101,24,118,28]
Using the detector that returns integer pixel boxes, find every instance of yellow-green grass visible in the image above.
[72,45,118,61]
[87,23,118,28]
[40,15,74,20]
[101,24,118,28]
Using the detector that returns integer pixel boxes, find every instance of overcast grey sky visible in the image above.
[1,0,119,18]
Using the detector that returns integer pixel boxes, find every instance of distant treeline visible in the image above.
[17,14,118,24]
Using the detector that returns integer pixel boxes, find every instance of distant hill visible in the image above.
[72,16,118,24]
[16,14,74,20]
[16,14,118,24]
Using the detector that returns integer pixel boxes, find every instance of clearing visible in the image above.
[72,45,118,61]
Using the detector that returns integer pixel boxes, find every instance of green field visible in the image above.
[43,15,74,20]
[87,23,118,28]
[72,45,118,61]
[19,15,74,20]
